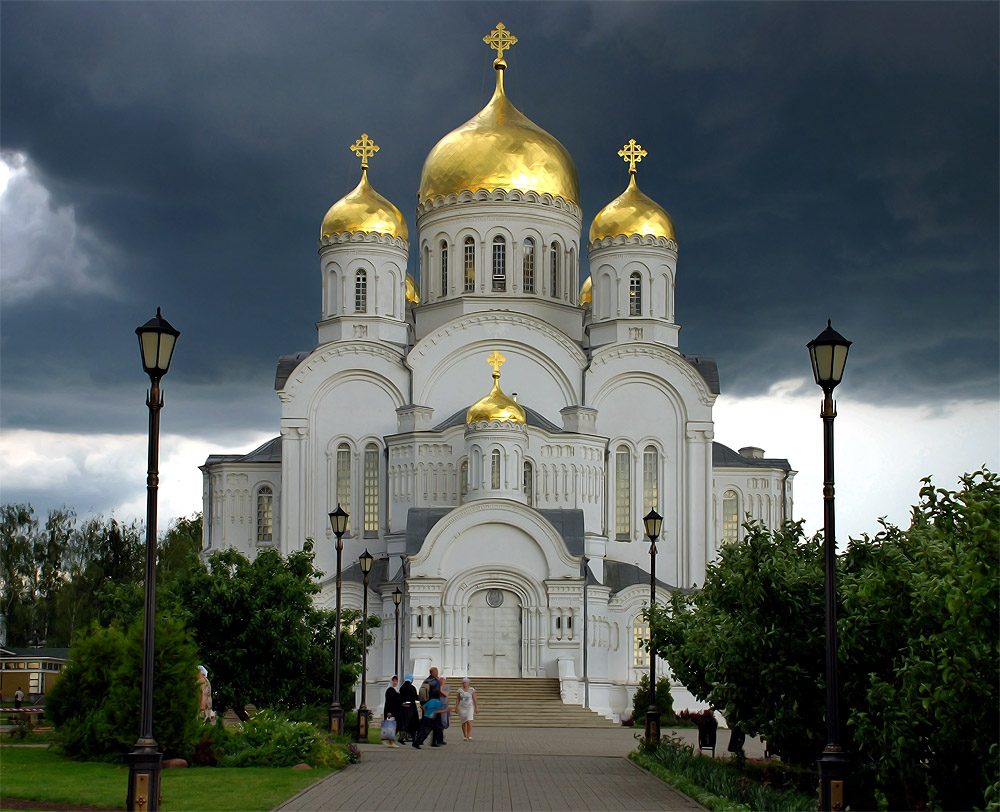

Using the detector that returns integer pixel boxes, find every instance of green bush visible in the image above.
[220,710,346,768]
[47,615,200,761]
[631,673,676,724]
[632,736,816,812]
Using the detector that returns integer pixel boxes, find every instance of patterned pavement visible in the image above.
[274,726,719,812]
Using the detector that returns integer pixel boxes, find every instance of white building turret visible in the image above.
[584,140,680,349]
[464,352,528,503]
[317,133,414,347]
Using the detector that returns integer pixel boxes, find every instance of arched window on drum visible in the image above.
[722,490,739,544]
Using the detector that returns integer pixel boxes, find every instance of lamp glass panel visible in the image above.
[359,549,373,573]
[832,344,849,382]
[140,332,160,370]
[812,344,834,383]
[156,332,177,371]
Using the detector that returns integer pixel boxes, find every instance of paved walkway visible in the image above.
[275,727,725,812]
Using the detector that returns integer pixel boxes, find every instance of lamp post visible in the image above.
[392,587,402,678]
[328,505,349,735]
[642,508,663,744]
[356,549,373,741]
[807,320,852,812]
[127,308,179,812]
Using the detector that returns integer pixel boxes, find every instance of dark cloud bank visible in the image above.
[2,2,997,447]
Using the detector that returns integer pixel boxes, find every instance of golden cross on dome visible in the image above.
[618,139,647,175]
[484,22,518,62]
[487,351,506,374]
[349,133,379,170]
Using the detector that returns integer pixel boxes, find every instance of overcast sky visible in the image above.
[1,2,997,544]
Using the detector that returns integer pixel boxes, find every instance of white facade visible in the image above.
[201,39,795,720]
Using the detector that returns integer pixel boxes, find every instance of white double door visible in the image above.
[467,588,521,677]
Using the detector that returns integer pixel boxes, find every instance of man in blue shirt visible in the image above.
[412,694,447,748]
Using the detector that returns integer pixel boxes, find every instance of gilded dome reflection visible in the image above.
[589,174,675,244]
[321,170,408,242]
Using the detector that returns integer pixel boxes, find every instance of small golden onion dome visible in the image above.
[419,63,580,205]
[466,368,526,425]
[589,174,675,244]
[405,273,420,304]
[321,169,408,242]
[579,275,592,307]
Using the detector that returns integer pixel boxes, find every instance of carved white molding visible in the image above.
[589,344,715,407]
[279,340,406,401]
[587,233,678,252]
[416,187,582,221]
[318,230,409,250]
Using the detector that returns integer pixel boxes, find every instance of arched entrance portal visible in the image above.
[467,588,521,677]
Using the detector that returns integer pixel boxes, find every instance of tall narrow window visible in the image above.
[440,241,448,294]
[522,237,535,293]
[492,236,506,291]
[629,272,642,316]
[460,459,469,502]
[615,445,631,538]
[523,461,534,506]
[491,450,501,489]
[722,490,739,544]
[463,237,475,292]
[355,270,367,312]
[643,446,658,513]
[550,242,559,298]
[364,443,379,536]
[336,443,351,519]
[633,618,649,667]
[256,486,273,543]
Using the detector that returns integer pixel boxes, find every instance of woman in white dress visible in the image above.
[455,677,479,740]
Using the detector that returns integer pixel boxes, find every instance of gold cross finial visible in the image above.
[349,133,379,171]
[618,139,647,175]
[487,351,506,375]
[484,22,517,62]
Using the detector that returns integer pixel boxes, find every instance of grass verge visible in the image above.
[0,746,332,812]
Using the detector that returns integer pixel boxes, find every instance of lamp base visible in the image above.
[126,745,162,812]
[356,706,370,742]
[329,705,345,736]
[644,709,660,743]
[818,745,849,811]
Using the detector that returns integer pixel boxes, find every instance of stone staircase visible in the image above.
[461,677,617,728]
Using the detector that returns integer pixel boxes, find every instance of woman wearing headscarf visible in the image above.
[383,675,402,746]
[398,673,419,742]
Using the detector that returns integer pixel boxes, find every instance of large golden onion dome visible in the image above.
[579,275,592,307]
[321,134,408,241]
[405,273,420,304]
[589,139,675,244]
[466,352,526,424]
[418,26,579,205]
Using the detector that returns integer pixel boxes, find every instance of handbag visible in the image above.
[440,711,450,729]
[380,717,397,740]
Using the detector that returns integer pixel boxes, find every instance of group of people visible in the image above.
[382,667,480,749]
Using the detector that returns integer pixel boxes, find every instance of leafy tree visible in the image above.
[841,470,999,811]
[175,540,378,718]
[650,471,999,810]
[47,615,201,761]
[650,519,825,765]
[630,673,676,724]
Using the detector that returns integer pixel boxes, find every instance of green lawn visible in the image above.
[0,746,332,812]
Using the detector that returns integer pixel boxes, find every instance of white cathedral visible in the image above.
[201,24,794,719]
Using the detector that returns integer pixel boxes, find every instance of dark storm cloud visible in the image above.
[1,2,997,450]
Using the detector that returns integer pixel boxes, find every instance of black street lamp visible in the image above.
[328,505,349,735]
[127,308,179,812]
[642,507,663,744]
[392,587,402,678]
[356,548,374,741]
[807,320,852,812]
